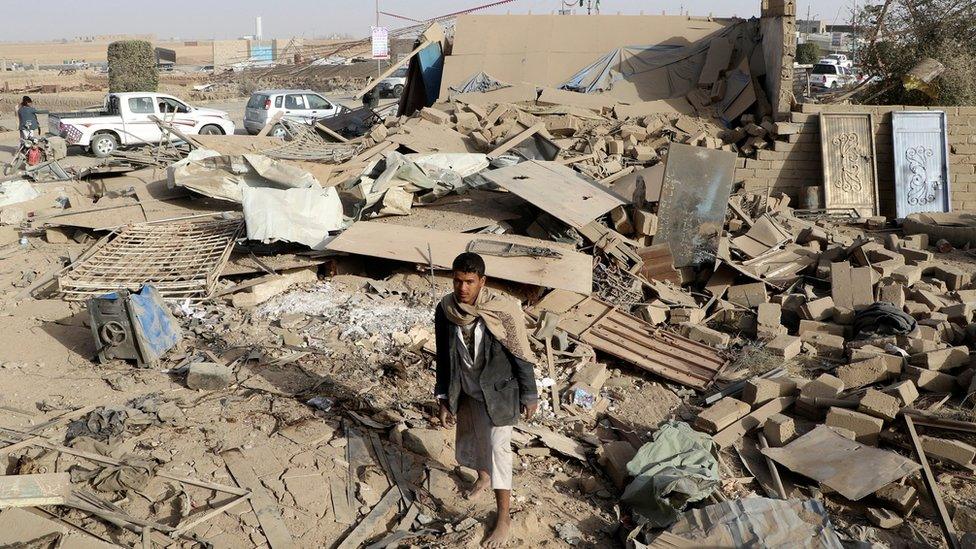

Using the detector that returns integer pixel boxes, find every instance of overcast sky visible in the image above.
[0,0,857,42]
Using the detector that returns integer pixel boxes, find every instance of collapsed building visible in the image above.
[1,1,976,547]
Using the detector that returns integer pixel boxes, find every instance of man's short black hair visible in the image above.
[452,252,486,277]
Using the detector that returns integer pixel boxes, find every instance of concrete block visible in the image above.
[835,356,898,388]
[892,265,922,286]
[899,336,939,354]
[637,304,668,325]
[921,436,976,467]
[875,483,918,514]
[231,267,319,308]
[910,346,970,371]
[907,366,958,392]
[727,283,768,308]
[800,332,846,358]
[800,296,834,321]
[898,247,934,265]
[877,280,906,308]
[598,441,637,489]
[800,373,845,399]
[858,389,901,422]
[695,397,751,434]
[931,265,970,290]
[743,378,797,406]
[885,380,920,406]
[670,307,705,324]
[681,323,731,348]
[797,319,846,337]
[867,507,903,529]
[904,300,932,316]
[826,407,884,445]
[420,107,451,125]
[757,302,782,326]
[763,413,796,446]
[571,362,610,392]
[941,303,974,324]
[186,362,232,391]
[766,334,801,359]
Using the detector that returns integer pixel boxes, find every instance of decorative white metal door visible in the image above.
[892,111,950,218]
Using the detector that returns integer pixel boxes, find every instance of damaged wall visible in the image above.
[760,0,796,114]
[439,15,737,97]
[737,104,976,215]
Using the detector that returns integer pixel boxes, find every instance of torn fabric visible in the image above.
[170,153,319,202]
[621,420,720,527]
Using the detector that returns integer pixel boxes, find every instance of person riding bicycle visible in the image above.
[17,96,47,145]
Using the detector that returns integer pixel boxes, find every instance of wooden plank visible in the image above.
[0,473,70,508]
[326,221,592,294]
[487,122,545,160]
[336,486,402,549]
[329,475,355,525]
[355,39,435,99]
[820,113,880,217]
[222,449,294,549]
[314,121,350,143]
[257,112,285,137]
[481,160,627,230]
[171,493,251,537]
[904,415,960,549]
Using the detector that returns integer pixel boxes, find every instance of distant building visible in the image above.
[797,19,825,34]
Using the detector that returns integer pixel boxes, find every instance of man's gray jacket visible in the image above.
[434,304,537,427]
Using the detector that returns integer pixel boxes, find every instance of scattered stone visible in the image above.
[875,484,918,514]
[186,362,232,391]
[857,389,901,422]
[884,380,919,407]
[800,374,845,399]
[766,334,801,359]
[763,413,796,447]
[921,436,976,468]
[695,397,751,433]
[743,378,797,406]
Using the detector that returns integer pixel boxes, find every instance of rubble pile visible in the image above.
[1,11,976,549]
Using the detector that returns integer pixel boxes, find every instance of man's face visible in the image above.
[453,271,485,305]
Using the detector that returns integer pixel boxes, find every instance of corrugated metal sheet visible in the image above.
[892,111,951,218]
[528,290,729,390]
[819,113,879,216]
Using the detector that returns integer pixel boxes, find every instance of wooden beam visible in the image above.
[223,449,293,549]
[336,487,401,549]
[257,111,285,137]
[487,122,545,160]
[314,121,350,143]
[355,40,434,100]
[904,415,960,549]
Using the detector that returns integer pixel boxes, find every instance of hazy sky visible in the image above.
[0,0,856,42]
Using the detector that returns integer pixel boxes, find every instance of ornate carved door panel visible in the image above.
[820,113,880,216]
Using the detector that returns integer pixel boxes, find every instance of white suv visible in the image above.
[809,63,854,90]
[244,89,343,136]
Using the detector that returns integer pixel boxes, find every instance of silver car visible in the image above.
[377,67,408,98]
[244,89,342,136]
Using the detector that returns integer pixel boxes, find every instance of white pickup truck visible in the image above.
[49,92,236,157]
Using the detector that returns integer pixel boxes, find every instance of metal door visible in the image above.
[892,111,951,218]
[820,113,880,216]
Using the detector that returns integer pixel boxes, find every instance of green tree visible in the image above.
[796,42,821,65]
[855,0,976,105]
[107,40,159,93]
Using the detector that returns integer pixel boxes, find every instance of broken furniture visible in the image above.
[88,285,182,367]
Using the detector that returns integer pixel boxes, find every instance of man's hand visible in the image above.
[521,401,538,420]
[438,400,455,428]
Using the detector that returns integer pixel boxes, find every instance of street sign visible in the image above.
[831,32,845,48]
[371,26,389,60]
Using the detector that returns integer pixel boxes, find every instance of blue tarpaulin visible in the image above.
[97,285,181,365]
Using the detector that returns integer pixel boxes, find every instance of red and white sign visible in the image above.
[371,26,390,60]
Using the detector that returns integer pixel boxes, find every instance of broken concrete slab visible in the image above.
[186,362,232,391]
[762,425,920,501]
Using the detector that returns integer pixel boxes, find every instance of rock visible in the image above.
[866,507,903,529]
[455,466,478,484]
[402,428,448,459]
[186,362,232,390]
[954,504,976,532]
[557,522,583,545]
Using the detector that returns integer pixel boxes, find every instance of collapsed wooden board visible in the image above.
[0,473,70,508]
[528,290,728,390]
[326,221,593,294]
[481,160,628,230]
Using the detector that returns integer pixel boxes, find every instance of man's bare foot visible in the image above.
[482,513,511,547]
[464,472,491,500]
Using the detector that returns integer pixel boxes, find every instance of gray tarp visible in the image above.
[621,421,720,527]
[659,497,844,548]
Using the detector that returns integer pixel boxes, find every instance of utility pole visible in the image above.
[375,0,381,78]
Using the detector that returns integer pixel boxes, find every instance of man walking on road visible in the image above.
[434,252,538,547]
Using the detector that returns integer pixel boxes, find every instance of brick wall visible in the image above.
[734,104,976,216]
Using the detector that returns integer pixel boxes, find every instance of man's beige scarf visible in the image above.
[440,289,533,363]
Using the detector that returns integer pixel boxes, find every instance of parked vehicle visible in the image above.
[809,63,855,90]
[377,67,408,98]
[243,89,344,137]
[817,54,853,69]
[49,92,235,157]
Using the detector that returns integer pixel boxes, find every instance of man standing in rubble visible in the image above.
[435,252,538,547]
